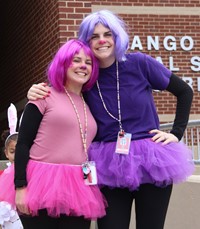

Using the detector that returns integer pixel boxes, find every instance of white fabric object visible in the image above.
[6,162,11,168]
[7,103,17,135]
[0,202,23,229]
[0,202,15,225]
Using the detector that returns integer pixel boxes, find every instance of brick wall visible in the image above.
[0,0,60,130]
[0,0,199,147]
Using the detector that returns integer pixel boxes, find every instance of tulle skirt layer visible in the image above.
[0,160,107,219]
[88,138,195,191]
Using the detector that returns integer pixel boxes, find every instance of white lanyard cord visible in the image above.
[96,61,123,132]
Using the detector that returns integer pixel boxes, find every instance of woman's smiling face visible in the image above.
[65,49,92,91]
[89,23,115,68]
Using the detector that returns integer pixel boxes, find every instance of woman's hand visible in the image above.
[27,82,50,100]
[149,129,179,145]
[15,187,31,215]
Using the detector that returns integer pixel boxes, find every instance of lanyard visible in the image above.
[65,88,88,161]
[96,61,124,134]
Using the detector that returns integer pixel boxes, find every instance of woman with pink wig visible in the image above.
[0,39,107,229]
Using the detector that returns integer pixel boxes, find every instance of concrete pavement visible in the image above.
[91,167,200,229]
[129,172,200,229]
[164,180,200,229]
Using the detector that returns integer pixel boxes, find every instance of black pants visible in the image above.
[20,209,91,229]
[98,184,173,229]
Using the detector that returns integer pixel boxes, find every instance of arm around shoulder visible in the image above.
[27,82,50,100]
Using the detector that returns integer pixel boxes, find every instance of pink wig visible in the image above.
[48,39,99,92]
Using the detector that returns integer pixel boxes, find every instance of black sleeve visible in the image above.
[14,103,43,188]
[166,73,193,140]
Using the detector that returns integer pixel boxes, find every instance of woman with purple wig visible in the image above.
[27,10,194,229]
[0,39,107,229]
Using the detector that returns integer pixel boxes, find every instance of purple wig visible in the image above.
[47,39,99,92]
[78,10,129,61]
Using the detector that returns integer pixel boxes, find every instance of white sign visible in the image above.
[131,35,194,52]
[182,77,200,92]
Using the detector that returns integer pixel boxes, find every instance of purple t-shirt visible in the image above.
[84,52,171,142]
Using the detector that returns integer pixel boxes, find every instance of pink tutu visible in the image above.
[88,138,194,190]
[0,160,107,219]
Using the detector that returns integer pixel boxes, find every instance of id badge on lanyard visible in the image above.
[82,161,97,185]
[115,131,132,155]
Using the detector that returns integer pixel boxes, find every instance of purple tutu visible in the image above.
[88,138,194,190]
[0,160,107,219]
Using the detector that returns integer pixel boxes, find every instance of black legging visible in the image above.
[98,184,173,229]
[20,209,91,229]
